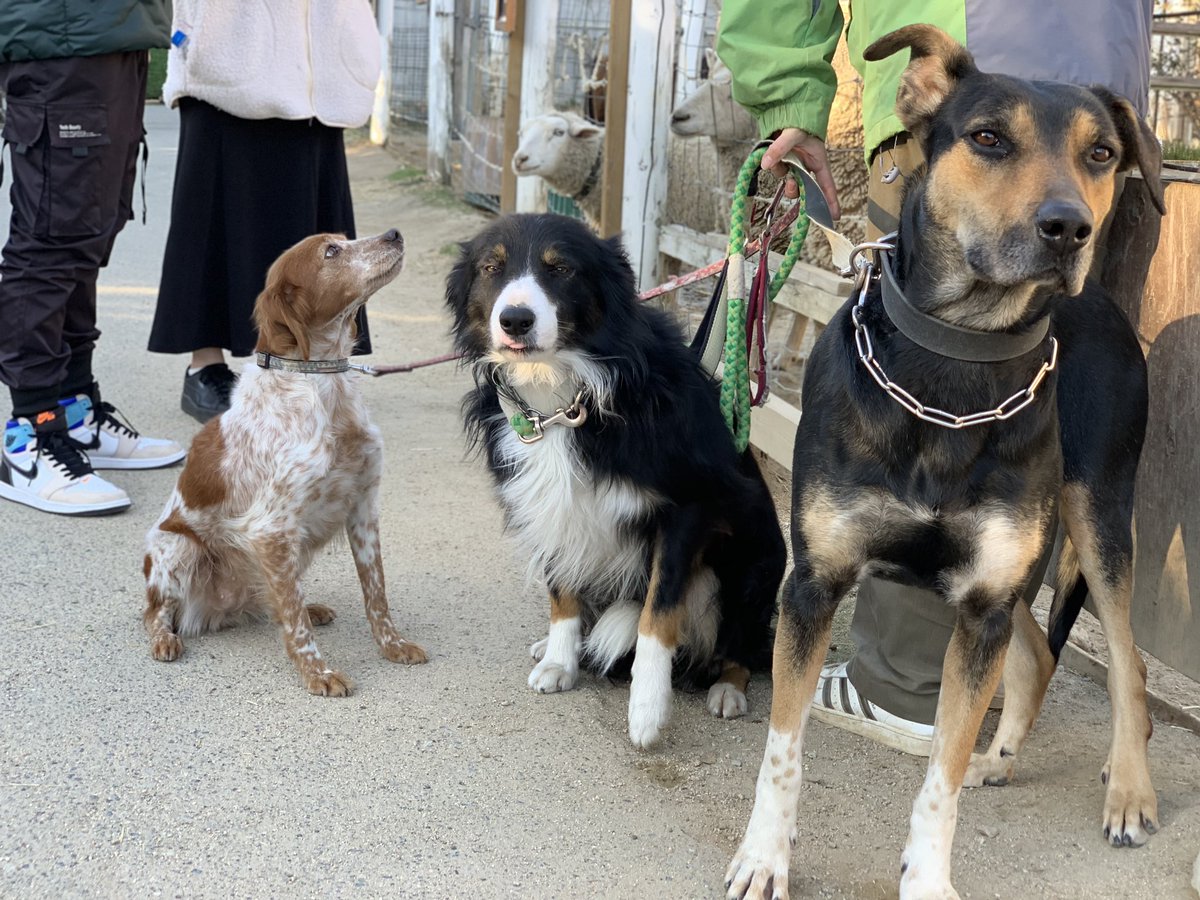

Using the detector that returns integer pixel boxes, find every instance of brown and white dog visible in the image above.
[143,230,427,695]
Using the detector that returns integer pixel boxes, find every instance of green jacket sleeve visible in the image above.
[716,0,844,142]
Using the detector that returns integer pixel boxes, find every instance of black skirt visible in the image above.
[148,98,370,356]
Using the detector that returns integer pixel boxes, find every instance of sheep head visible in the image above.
[512,112,604,191]
[670,49,757,145]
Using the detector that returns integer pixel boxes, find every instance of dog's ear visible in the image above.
[1090,87,1166,215]
[863,25,978,139]
[445,240,478,347]
[599,235,637,307]
[254,279,313,360]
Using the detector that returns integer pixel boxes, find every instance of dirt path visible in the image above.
[1,113,1197,899]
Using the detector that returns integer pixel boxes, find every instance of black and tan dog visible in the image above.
[727,25,1165,900]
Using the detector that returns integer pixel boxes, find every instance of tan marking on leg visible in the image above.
[707,659,753,719]
[902,626,1007,895]
[346,500,427,665]
[549,589,580,623]
[725,605,835,900]
[255,535,353,696]
[1061,483,1157,846]
[965,600,1056,787]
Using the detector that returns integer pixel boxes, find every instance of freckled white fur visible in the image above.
[528,615,581,693]
[900,763,960,899]
[490,273,559,351]
[144,365,379,635]
[628,633,675,748]
[726,722,810,900]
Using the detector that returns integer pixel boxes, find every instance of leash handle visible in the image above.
[715,146,809,452]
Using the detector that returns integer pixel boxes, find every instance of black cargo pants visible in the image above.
[0,51,147,417]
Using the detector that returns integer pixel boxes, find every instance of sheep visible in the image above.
[670,48,758,196]
[511,111,605,229]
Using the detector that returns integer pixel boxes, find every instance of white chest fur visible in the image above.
[495,419,655,601]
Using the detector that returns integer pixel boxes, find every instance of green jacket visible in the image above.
[716,0,1152,156]
[0,0,171,63]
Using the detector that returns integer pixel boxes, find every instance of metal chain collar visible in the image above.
[490,369,589,444]
[848,239,1059,431]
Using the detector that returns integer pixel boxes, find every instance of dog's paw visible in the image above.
[899,849,960,900]
[528,657,577,693]
[627,689,671,749]
[306,603,337,626]
[304,669,355,697]
[725,831,792,900]
[1101,762,1158,847]
[381,639,428,665]
[963,750,1013,788]
[150,633,183,662]
[529,636,549,662]
[707,681,748,719]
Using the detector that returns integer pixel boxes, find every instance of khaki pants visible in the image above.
[844,135,1152,724]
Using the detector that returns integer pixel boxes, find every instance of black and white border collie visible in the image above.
[446,213,785,748]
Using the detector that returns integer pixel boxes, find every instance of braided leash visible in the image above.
[719,146,809,451]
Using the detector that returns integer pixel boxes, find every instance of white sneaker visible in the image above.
[63,393,185,470]
[810,661,934,757]
[0,410,131,516]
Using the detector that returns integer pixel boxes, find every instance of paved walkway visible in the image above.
[2,108,1198,899]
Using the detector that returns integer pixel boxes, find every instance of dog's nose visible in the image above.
[383,228,402,244]
[499,306,536,337]
[1036,201,1093,253]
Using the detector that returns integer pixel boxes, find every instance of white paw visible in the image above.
[707,681,748,719]
[900,854,959,900]
[963,750,1012,788]
[725,832,792,900]
[628,689,671,748]
[529,636,548,662]
[528,657,577,693]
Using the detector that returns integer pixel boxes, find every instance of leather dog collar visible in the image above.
[877,250,1050,362]
[255,351,351,374]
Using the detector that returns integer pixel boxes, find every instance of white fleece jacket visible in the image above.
[162,0,381,128]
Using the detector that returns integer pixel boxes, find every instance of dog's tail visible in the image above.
[1046,534,1088,661]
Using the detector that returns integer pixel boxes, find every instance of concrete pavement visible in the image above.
[1,107,1199,899]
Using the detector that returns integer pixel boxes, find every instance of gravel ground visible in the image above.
[2,109,1198,900]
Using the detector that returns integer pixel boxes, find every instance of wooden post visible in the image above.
[369,0,393,146]
[617,0,675,289]
[427,0,455,184]
[513,0,558,213]
[600,0,630,239]
[500,0,526,212]
[675,0,708,106]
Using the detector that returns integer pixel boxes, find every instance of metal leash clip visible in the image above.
[515,391,588,444]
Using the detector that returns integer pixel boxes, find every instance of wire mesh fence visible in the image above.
[449,0,510,212]
[390,0,430,126]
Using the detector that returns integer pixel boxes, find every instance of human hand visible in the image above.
[762,128,841,220]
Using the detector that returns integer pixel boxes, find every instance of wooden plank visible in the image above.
[601,0,631,237]
[1113,174,1200,682]
[427,0,456,184]
[658,223,849,324]
[515,0,557,213]
[499,0,525,210]
[1152,21,1200,37]
[1150,74,1200,92]
[619,0,675,288]
[749,392,801,472]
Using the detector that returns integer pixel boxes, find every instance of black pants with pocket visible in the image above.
[0,52,147,416]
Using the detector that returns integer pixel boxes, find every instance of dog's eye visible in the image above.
[550,264,571,276]
[324,245,341,259]
[971,130,1001,148]
[1091,144,1114,163]
[482,263,502,274]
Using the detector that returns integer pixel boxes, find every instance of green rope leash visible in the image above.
[719,147,809,451]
